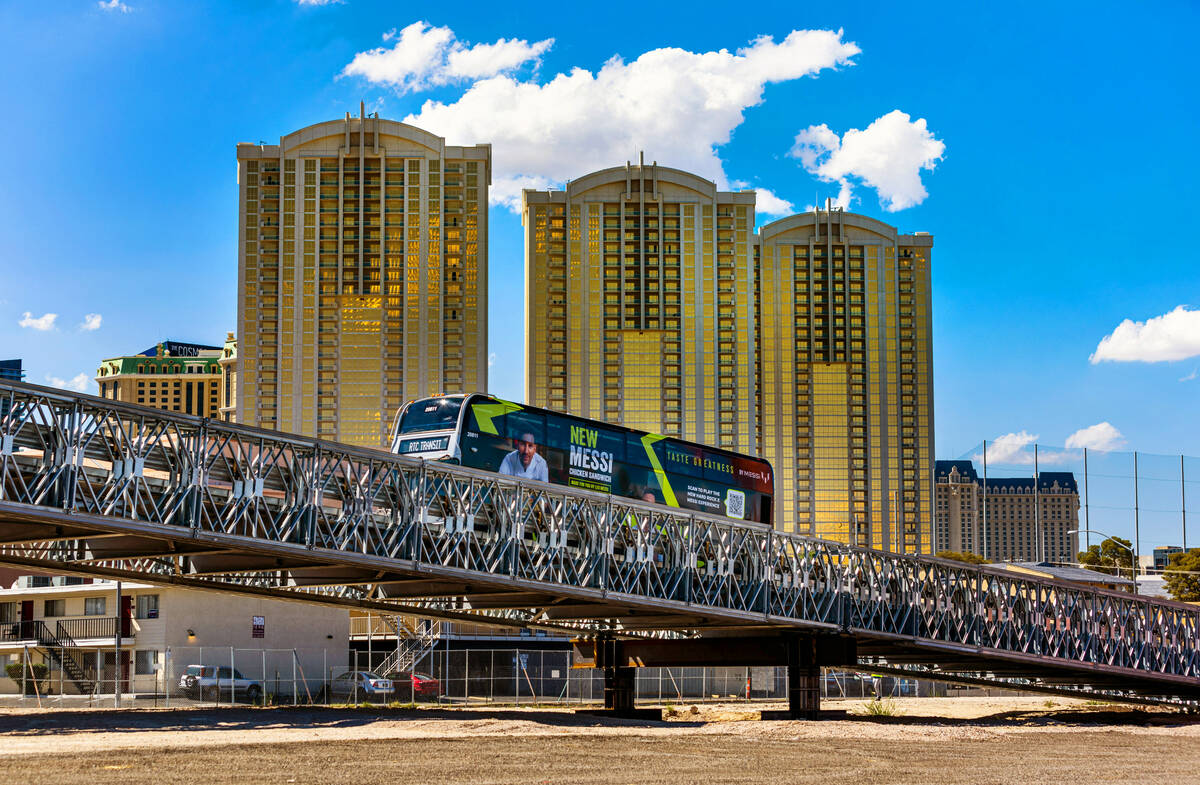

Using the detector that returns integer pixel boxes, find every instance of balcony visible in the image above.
[56,616,126,641]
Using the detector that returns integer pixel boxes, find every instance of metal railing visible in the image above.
[0,379,1197,696]
[56,616,120,641]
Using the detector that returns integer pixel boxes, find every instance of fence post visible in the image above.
[1134,451,1141,581]
[292,651,297,706]
[1182,454,1187,552]
[262,650,267,706]
[21,643,27,701]
[982,440,989,560]
[322,649,327,706]
[230,647,235,705]
[165,647,170,709]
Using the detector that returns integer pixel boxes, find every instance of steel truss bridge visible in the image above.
[0,380,1197,716]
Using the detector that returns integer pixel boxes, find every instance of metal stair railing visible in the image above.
[32,621,96,695]
[376,618,442,676]
[397,619,442,674]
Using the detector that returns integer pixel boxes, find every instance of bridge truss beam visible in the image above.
[0,380,1197,705]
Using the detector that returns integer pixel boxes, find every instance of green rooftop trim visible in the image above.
[98,356,224,376]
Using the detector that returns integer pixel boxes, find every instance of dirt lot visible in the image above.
[0,698,1196,784]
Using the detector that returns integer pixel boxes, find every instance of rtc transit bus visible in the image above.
[389,393,774,525]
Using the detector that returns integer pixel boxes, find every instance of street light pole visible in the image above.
[1068,529,1136,595]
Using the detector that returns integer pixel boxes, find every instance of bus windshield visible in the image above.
[398,397,463,434]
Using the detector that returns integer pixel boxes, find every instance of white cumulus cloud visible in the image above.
[388,28,858,210]
[19,312,57,331]
[46,373,90,393]
[975,430,1038,465]
[80,313,102,331]
[790,110,945,212]
[98,0,132,12]
[1065,422,1125,452]
[343,21,553,95]
[1089,305,1200,364]
[974,430,1076,466]
[754,188,794,217]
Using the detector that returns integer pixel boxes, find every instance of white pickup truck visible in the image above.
[179,665,263,703]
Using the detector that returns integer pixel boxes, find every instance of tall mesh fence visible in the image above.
[0,645,940,707]
[952,442,1199,576]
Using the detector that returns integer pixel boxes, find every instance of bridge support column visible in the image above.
[786,635,820,721]
[577,636,662,721]
[603,662,636,714]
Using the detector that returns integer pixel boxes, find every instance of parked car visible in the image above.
[324,670,394,702]
[394,671,439,700]
[178,665,262,703]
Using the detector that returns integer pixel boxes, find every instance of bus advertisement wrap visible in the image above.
[458,397,772,524]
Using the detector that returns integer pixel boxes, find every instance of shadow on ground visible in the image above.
[0,706,695,737]
[0,703,1194,737]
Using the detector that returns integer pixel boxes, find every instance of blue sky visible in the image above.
[2,1,1198,487]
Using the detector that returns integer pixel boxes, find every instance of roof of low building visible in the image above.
[934,461,1078,492]
[1002,561,1134,586]
[935,460,979,482]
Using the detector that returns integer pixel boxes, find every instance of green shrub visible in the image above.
[863,699,900,717]
[5,659,50,695]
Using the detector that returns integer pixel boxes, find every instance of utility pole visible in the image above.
[114,581,122,708]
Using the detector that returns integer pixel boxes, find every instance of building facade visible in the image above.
[757,208,934,551]
[218,331,238,422]
[237,106,491,447]
[522,160,757,451]
[95,341,227,418]
[0,360,23,382]
[0,360,20,420]
[934,460,1080,563]
[0,575,349,696]
[523,164,935,551]
[933,460,982,554]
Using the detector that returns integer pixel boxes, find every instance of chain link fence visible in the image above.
[0,644,945,708]
[954,442,1199,573]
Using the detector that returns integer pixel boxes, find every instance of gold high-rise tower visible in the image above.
[237,106,490,447]
[757,207,933,552]
[525,165,934,552]
[522,159,757,454]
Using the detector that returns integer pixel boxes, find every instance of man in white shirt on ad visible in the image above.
[498,431,549,482]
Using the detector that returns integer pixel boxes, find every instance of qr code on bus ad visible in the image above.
[724,489,746,519]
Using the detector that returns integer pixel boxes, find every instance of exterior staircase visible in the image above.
[32,621,96,695]
[374,616,442,676]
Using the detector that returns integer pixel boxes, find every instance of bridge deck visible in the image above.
[0,380,1197,702]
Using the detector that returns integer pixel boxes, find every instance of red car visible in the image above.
[394,671,439,700]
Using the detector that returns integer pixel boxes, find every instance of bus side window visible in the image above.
[761,496,773,527]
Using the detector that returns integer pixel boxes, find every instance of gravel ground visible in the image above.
[0,698,1195,784]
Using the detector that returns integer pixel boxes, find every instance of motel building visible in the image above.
[0,573,349,697]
